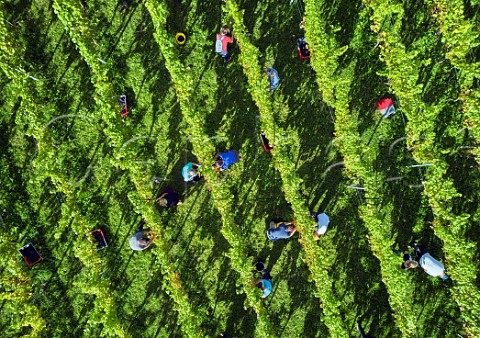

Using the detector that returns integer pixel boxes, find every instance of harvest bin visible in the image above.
[19,243,42,266]
[90,229,108,250]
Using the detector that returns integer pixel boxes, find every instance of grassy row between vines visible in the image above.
[222,0,352,336]
[2,0,478,336]
[34,153,128,337]
[50,1,203,336]
[1,0,260,336]
[144,1,275,337]
[364,0,480,335]
[302,1,424,335]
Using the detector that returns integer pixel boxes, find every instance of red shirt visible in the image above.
[216,34,232,52]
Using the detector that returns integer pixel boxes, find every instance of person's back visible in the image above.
[219,150,238,170]
[254,269,273,298]
[215,25,233,63]
[267,222,296,241]
[260,278,272,298]
[129,220,155,251]
[314,212,329,239]
[157,189,180,208]
[164,191,180,208]
[419,253,445,277]
[297,38,311,58]
[216,33,232,53]
[409,242,448,280]
[182,162,201,182]
[129,231,147,251]
[266,68,280,90]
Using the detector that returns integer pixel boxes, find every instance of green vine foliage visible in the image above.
[144,1,274,336]
[222,0,350,336]
[426,0,480,163]
[48,1,202,337]
[0,4,25,80]
[0,235,46,337]
[0,6,47,336]
[30,141,128,337]
[9,7,203,338]
[303,4,421,334]
[303,0,348,106]
[364,0,480,335]
[2,0,479,336]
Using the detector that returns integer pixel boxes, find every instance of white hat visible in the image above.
[316,213,330,235]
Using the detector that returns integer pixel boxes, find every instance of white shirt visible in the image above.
[419,253,444,277]
[316,213,330,235]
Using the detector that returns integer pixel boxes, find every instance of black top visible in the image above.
[401,253,412,270]
[164,192,180,208]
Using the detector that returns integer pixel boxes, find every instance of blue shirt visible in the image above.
[267,223,291,240]
[261,279,272,298]
[267,68,279,90]
[219,151,238,170]
[182,162,200,181]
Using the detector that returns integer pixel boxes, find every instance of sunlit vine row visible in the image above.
[144,1,276,337]
[7,44,130,338]
[0,5,27,81]
[363,0,480,335]
[0,6,46,336]
[50,1,203,336]
[221,0,351,336]
[32,155,129,336]
[427,0,480,163]
[0,234,46,337]
[303,2,420,335]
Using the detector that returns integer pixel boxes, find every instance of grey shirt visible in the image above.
[129,231,147,251]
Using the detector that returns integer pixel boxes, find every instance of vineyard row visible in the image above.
[304,1,419,335]
[364,0,480,335]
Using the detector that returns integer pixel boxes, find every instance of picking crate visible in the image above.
[90,229,108,250]
[19,243,42,266]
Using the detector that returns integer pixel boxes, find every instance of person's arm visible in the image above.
[287,222,297,236]
[144,234,156,249]
[156,193,167,202]
[252,279,266,298]
[253,278,262,286]
[213,154,224,172]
